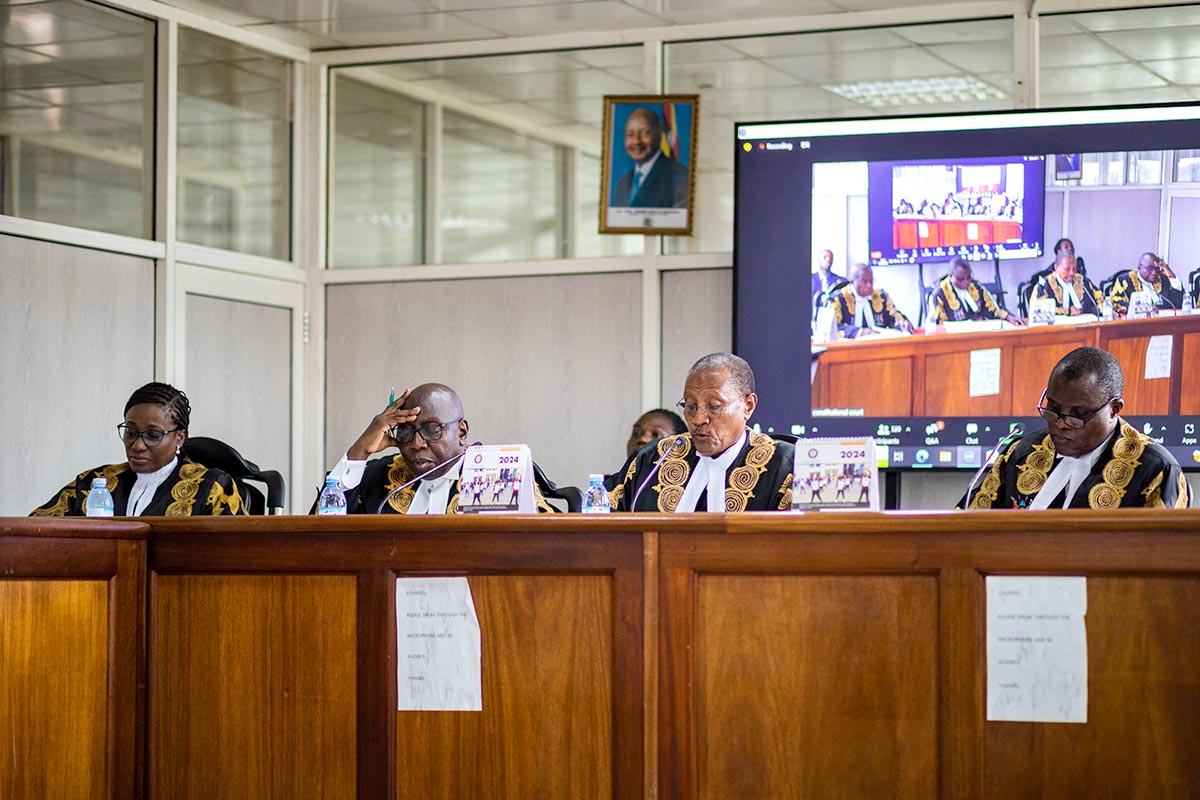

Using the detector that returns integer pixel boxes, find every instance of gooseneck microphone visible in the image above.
[630,434,689,511]
[375,442,482,514]
[963,423,1024,510]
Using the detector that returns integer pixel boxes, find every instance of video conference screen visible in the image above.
[734,104,1200,471]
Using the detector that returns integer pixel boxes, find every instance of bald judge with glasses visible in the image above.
[610,353,796,512]
[963,347,1191,510]
[321,383,551,514]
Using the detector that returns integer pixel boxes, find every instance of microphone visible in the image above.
[630,434,688,511]
[374,442,482,514]
[963,423,1024,510]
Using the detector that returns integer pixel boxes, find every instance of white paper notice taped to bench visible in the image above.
[396,577,482,711]
[986,575,1087,723]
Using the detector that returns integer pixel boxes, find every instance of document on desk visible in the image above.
[986,575,1087,723]
[969,347,1001,397]
[396,577,482,711]
[1144,335,1173,380]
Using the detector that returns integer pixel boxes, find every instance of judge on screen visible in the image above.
[610,353,794,512]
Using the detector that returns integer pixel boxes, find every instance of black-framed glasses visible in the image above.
[118,423,181,447]
[388,419,461,444]
[1036,390,1118,430]
[676,398,744,420]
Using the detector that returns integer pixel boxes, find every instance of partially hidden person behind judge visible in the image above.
[828,262,914,338]
[927,257,1025,326]
[962,346,1190,509]
[1108,251,1185,317]
[625,408,687,459]
[31,382,247,516]
[319,383,552,514]
[1032,251,1103,316]
[610,353,795,512]
[611,107,689,209]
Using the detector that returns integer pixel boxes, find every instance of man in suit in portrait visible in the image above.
[612,107,689,209]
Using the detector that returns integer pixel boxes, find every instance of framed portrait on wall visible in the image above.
[600,94,698,235]
[1055,153,1082,180]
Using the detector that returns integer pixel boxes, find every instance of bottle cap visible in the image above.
[589,473,604,483]
[93,477,107,488]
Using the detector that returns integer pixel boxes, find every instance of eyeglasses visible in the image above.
[676,398,743,420]
[388,419,461,444]
[118,423,181,447]
[1036,390,1118,430]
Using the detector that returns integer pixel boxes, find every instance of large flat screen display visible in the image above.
[734,104,1200,471]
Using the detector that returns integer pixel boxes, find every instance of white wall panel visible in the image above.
[184,294,293,500]
[325,271,642,491]
[660,268,732,407]
[2,234,155,515]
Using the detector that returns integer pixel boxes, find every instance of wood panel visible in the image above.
[0,579,109,799]
[151,574,358,799]
[1180,332,1200,415]
[925,350,1007,416]
[817,356,913,415]
[984,575,1200,798]
[694,574,938,800]
[813,316,1200,417]
[396,574,614,799]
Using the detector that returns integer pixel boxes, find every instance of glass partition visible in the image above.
[0,0,153,238]
[178,28,292,259]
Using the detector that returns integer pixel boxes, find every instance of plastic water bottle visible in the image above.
[317,476,347,516]
[85,477,114,517]
[581,474,611,514]
[1101,297,1114,322]
[1183,292,1195,316]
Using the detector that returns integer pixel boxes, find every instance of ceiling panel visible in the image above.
[455,1,670,37]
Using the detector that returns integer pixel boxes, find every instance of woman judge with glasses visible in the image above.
[31,382,247,516]
[962,347,1190,510]
[319,383,551,514]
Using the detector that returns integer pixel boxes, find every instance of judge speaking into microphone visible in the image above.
[610,353,795,512]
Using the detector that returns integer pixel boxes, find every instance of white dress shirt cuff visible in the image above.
[329,453,368,490]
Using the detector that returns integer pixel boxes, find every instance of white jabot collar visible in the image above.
[128,456,179,516]
[1029,432,1110,510]
[676,430,748,513]
[408,459,463,515]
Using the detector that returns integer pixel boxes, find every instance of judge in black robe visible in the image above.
[963,421,1190,509]
[31,459,246,516]
[610,428,794,512]
[31,381,247,517]
[342,453,553,514]
[610,352,794,513]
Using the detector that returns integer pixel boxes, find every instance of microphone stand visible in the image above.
[374,443,479,514]
[963,423,1024,510]
[630,434,689,511]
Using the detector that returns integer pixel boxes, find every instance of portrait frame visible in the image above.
[1055,153,1082,180]
[599,94,699,235]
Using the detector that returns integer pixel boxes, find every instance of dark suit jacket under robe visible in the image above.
[31,459,247,516]
[335,454,554,514]
[962,420,1191,510]
[610,429,795,512]
[612,154,689,208]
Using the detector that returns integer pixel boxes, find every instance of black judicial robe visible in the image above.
[31,459,247,516]
[610,429,795,512]
[338,454,554,514]
[1107,269,1184,316]
[962,420,1191,510]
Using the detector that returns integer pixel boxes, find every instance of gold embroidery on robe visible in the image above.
[777,473,794,510]
[384,455,416,513]
[654,436,693,513]
[166,463,208,516]
[207,481,244,515]
[1086,421,1145,508]
[31,488,76,516]
[1014,435,1054,497]
[1176,473,1190,508]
